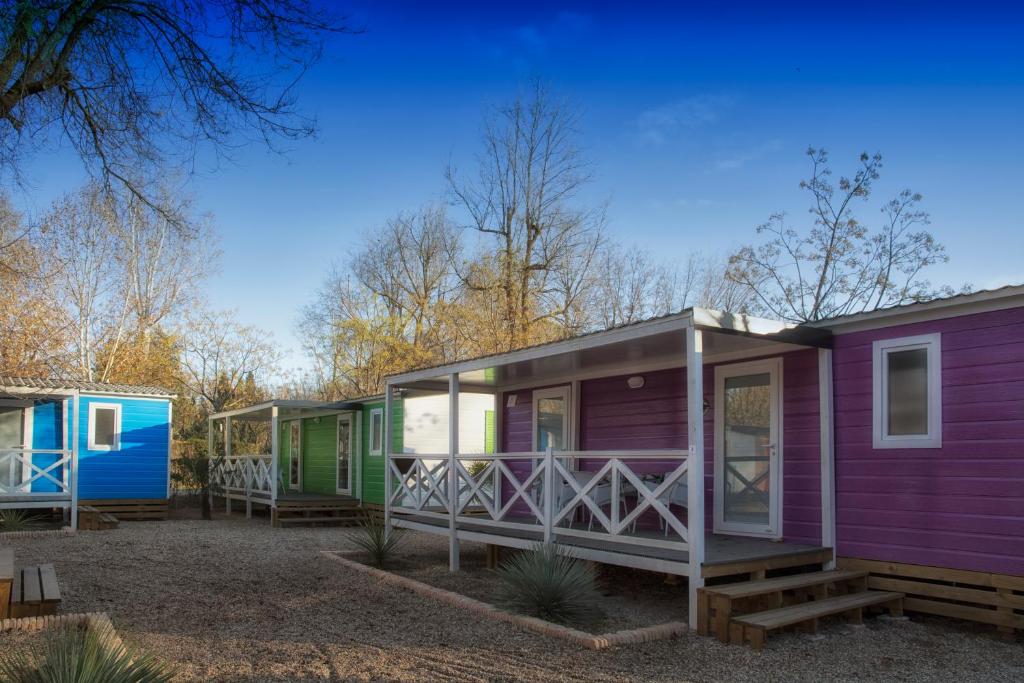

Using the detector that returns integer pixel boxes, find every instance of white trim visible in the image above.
[87,402,122,451]
[818,348,837,568]
[369,408,384,456]
[21,405,33,487]
[813,286,1024,333]
[713,357,784,539]
[336,413,354,495]
[355,410,363,500]
[685,325,705,629]
[286,420,302,490]
[166,402,173,499]
[872,332,942,449]
[531,386,573,452]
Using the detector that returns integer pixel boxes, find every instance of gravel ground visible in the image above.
[380,541,688,632]
[2,514,1022,682]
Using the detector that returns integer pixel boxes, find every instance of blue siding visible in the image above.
[76,395,171,500]
[30,400,64,493]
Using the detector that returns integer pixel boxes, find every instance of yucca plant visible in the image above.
[349,513,405,568]
[0,623,175,682]
[0,509,40,532]
[496,543,602,627]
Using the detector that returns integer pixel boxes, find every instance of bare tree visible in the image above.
[43,183,119,380]
[727,148,954,322]
[0,1,355,204]
[447,81,605,351]
[177,308,281,414]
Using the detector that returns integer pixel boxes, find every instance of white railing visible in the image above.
[210,454,274,502]
[0,448,73,498]
[388,448,690,553]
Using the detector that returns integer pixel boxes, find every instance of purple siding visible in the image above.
[832,306,1024,576]
[497,349,823,544]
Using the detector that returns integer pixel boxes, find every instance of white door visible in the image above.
[287,421,302,491]
[714,358,783,538]
[532,386,571,452]
[336,414,353,495]
[0,408,25,490]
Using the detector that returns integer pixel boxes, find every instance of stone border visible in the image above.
[320,550,687,650]
[0,612,123,650]
[0,527,75,541]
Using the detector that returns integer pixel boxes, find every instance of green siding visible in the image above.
[279,420,293,490]
[484,409,496,454]
[302,417,338,495]
[360,399,402,505]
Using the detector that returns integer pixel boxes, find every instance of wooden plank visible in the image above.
[702,569,868,599]
[734,591,903,630]
[9,568,25,617]
[838,556,1024,592]
[701,548,833,579]
[38,564,60,602]
[868,575,1020,608]
[22,566,42,606]
[904,597,1024,630]
[0,547,11,620]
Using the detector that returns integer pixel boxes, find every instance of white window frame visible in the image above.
[369,408,384,456]
[531,385,573,453]
[872,333,942,449]
[88,402,122,451]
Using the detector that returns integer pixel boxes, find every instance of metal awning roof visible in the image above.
[0,376,175,398]
[388,307,829,391]
[209,399,368,422]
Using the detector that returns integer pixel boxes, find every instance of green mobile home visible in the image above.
[207,392,493,524]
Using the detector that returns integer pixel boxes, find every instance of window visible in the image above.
[369,408,384,456]
[873,333,942,449]
[88,402,122,451]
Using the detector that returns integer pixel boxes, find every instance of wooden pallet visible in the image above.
[839,557,1024,634]
[79,499,168,521]
[271,500,363,527]
[77,506,119,531]
[731,590,904,650]
[698,569,869,641]
[8,563,62,618]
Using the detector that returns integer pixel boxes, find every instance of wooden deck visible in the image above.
[391,511,830,578]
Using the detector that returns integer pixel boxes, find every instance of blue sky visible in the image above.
[15,1,1024,373]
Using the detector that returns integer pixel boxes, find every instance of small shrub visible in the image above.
[0,509,40,532]
[0,623,175,682]
[350,513,405,568]
[496,543,602,627]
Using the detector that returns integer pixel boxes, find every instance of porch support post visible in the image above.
[685,326,705,629]
[224,416,233,515]
[448,373,460,571]
[818,348,837,569]
[207,416,215,513]
[70,391,80,531]
[383,383,394,534]
[270,406,280,509]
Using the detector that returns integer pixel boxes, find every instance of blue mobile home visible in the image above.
[0,377,174,527]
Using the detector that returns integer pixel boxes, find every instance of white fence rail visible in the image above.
[388,448,690,552]
[0,448,73,499]
[210,455,275,503]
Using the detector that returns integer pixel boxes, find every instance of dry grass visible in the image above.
[2,514,1022,682]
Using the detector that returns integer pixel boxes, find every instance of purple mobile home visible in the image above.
[384,286,1024,637]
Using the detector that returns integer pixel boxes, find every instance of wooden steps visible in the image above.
[8,563,62,618]
[271,499,363,527]
[0,548,12,619]
[78,505,119,531]
[80,499,168,521]
[732,591,904,650]
[699,567,904,649]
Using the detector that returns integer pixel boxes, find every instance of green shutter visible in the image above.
[484,409,495,454]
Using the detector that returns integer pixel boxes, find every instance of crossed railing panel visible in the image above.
[211,455,273,497]
[0,449,71,495]
[389,449,691,545]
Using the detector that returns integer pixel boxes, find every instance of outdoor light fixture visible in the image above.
[506,394,518,407]
[627,376,645,389]
[703,397,711,415]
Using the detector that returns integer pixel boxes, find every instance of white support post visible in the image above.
[62,397,70,526]
[270,406,280,508]
[685,326,705,629]
[224,416,232,515]
[818,348,837,569]
[448,373,460,571]
[207,416,215,513]
[543,445,554,544]
[384,384,396,534]
[70,391,80,531]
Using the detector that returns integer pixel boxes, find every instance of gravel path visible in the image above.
[3,515,1022,682]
